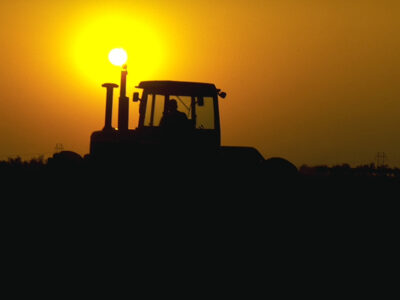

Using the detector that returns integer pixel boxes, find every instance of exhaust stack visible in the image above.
[118,64,129,131]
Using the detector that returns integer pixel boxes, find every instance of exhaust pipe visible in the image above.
[118,64,129,131]
[102,83,119,131]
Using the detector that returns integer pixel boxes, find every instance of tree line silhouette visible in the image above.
[1,153,400,183]
[299,163,400,179]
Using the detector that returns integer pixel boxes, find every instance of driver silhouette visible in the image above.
[159,99,189,129]
[159,99,191,143]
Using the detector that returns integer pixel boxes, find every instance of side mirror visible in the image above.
[219,91,227,99]
[133,92,140,102]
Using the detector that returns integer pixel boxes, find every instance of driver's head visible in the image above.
[168,99,178,112]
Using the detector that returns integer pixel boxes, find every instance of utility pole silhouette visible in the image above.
[375,152,386,167]
[54,143,64,153]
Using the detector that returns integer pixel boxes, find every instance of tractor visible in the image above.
[88,65,297,178]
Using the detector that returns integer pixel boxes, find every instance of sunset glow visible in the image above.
[0,1,399,167]
[70,12,166,85]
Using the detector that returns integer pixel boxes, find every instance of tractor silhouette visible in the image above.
[87,65,297,177]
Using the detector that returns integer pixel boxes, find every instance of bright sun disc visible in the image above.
[108,48,128,66]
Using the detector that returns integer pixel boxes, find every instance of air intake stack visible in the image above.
[101,83,118,131]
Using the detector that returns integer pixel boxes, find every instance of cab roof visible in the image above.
[136,80,219,96]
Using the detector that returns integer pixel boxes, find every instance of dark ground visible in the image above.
[0,155,397,295]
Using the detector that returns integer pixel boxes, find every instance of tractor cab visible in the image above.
[135,81,226,147]
[90,80,226,158]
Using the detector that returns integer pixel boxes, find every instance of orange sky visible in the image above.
[0,0,399,167]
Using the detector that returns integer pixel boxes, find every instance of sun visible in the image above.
[108,48,128,66]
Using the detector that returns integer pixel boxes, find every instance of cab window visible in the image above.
[144,94,164,126]
[196,96,214,129]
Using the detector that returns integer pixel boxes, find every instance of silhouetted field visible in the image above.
[1,154,396,287]
[2,155,399,180]
[1,154,399,193]
[3,154,397,232]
